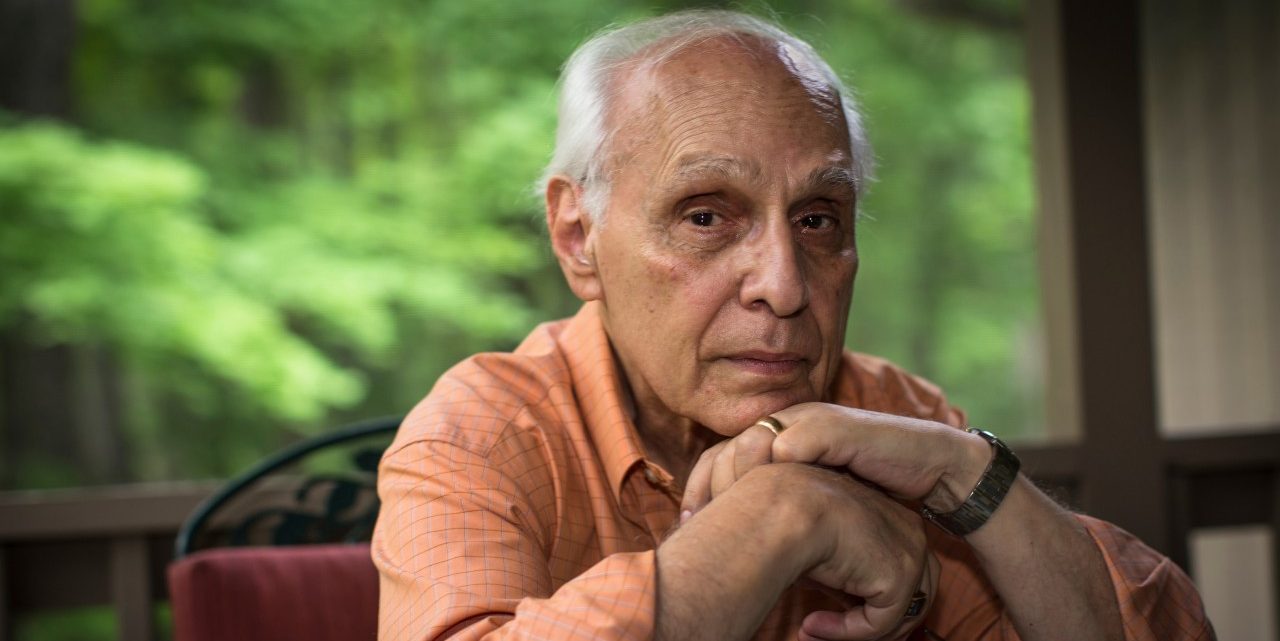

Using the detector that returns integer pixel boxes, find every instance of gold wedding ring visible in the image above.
[754,415,786,436]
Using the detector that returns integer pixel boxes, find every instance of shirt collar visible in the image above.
[554,302,869,502]
[557,301,648,502]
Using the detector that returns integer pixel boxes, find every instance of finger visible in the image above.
[874,553,938,641]
[732,423,776,482]
[803,535,926,640]
[770,405,943,501]
[797,629,836,641]
[799,605,886,641]
[708,423,779,499]
[771,403,938,466]
[769,406,869,468]
[680,441,725,515]
[710,439,739,499]
[800,590,913,641]
[924,552,939,619]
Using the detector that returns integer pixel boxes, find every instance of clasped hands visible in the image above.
[679,403,992,641]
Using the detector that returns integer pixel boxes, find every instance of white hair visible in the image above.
[538,9,874,220]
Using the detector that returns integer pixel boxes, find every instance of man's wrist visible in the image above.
[923,428,994,513]
[924,429,1022,537]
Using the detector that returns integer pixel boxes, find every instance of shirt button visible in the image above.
[643,467,659,484]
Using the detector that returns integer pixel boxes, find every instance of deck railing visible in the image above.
[3,428,1278,641]
[0,482,217,641]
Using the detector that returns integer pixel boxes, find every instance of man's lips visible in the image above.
[722,351,808,376]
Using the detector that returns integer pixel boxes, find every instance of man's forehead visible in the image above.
[615,35,842,113]
[603,36,850,171]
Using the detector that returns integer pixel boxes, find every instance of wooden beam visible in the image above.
[0,483,216,540]
[1015,443,1080,479]
[1162,429,1280,469]
[1029,0,1167,551]
[1017,429,1280,476]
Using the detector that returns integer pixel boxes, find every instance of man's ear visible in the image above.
[546,176,603,302]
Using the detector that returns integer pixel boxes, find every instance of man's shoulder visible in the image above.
[840,351,945,398]
[838,351,966,427]
[391,318,576,456]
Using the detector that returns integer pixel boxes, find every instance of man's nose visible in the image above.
[739,221,808,317]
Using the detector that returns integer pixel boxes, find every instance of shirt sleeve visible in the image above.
[373,438,656,641]
[1077,515,1216,641]
[924,516,1214,641]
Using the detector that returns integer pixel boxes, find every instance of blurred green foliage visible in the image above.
[13,605,117,641]
[1,0,1036,490]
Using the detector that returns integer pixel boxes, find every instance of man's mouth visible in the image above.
[723,351,807,376]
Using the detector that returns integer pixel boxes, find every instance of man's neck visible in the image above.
[637,411,723,491]
[613,356,723,490]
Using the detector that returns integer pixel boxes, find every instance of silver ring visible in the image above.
[904,590,927,618]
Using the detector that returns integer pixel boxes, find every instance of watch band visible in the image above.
[922,428,1021,537]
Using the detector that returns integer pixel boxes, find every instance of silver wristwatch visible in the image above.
[922,428,1021,537]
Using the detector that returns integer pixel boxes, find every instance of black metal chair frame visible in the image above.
[174,415,403,559]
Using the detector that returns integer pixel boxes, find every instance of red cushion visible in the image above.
[168,544,378,641]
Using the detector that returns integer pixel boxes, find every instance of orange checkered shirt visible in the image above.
[374,302,1212,640]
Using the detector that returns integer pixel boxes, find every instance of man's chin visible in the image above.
[696,387,821,436]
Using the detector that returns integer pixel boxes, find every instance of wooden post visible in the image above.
[1272,471,1280,629]
[0,546,10,641]
[110,537,154,641]
[1028,0,1167,551]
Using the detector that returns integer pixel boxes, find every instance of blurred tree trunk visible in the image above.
[69,346,130,482]
[0,340,78,487]
[0,0,75,118]
[0,0,132,488]
[0,340,128,487]
[240,61,288,129]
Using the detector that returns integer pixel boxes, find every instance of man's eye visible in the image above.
[798,214,835,230]
[689,211,719,227]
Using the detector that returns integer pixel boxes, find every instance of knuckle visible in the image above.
[714,449,734,471]
[770,433,801,461]
[695,444,721,467]
[740,433,773,461]
[867,576,896,598]
[769,440,790,461]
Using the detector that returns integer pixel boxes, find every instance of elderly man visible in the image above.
[373,10,1211,641]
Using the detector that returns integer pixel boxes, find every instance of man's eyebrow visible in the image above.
[804,165,858,194]
[664,156,857,199]
[669,154,765,184]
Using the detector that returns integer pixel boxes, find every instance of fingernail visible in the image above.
[680,509,692,524]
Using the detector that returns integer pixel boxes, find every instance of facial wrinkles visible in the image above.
[601,37,849,205]
[772,41,844,125]
[640,84,854,353]
[730,216,816,346]
[608,43,847,205]
[592,39,861,435]
[663,93,815,174]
